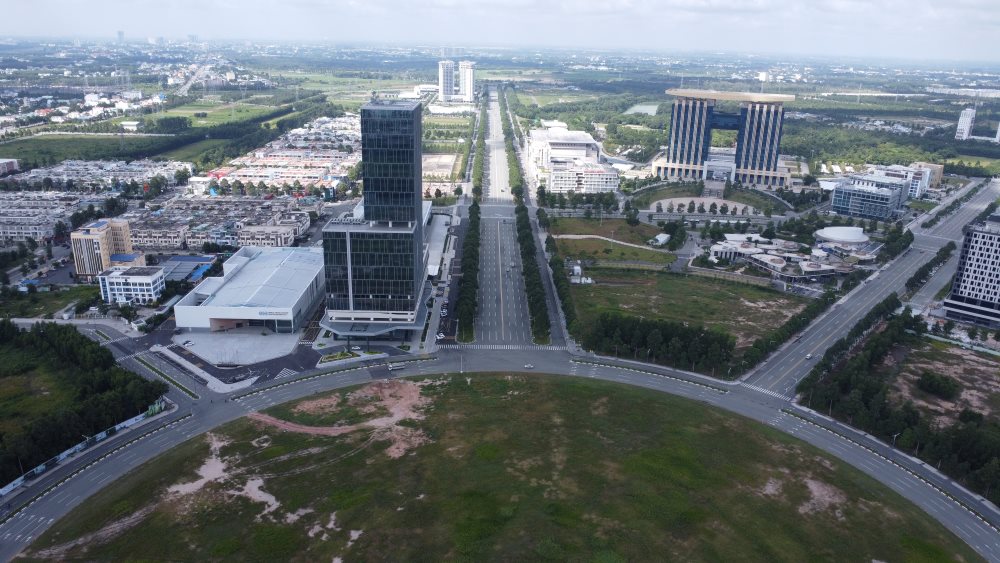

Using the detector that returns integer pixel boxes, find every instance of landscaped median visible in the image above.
[135,356,199,400]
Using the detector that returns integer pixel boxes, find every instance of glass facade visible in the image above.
[324,230,421,312]
[360,101,423,224]
[734,103,784,174]
[324,99,426,315]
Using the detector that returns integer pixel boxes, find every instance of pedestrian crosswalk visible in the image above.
[740,382,790,401]
[440,343,566,351]
[100,335,132,346]
[275,368,297,380]
[118,350,150,361]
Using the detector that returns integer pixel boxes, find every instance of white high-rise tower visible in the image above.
[956,107,976,140]
[438,60,455,102]
[458,61,476,103]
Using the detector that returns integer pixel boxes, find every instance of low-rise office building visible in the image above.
[97,266,166,305]
[830,175,907,220]
[944,214,1000,329]
[174,246,325,333]
[548,160,620,194]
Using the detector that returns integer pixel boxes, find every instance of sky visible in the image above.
[5,0,1000,63]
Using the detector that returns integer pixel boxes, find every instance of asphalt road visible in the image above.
[472,91,534,345]
[2,154,1000,557]
[4,346,1000,560]
[746,177,999,396]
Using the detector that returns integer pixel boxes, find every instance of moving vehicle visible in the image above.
[805,353,813,360]
[388,363,403,371]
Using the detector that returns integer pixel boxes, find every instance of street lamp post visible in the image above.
[891,432,901,448]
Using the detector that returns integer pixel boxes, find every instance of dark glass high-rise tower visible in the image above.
[322,100,427,331]
[360,100,423,224]
[652,89,794,187]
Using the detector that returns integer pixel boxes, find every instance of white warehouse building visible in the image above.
[97,266,166,305]
[174,246,325,334]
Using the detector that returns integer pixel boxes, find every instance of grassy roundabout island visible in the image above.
[24,374,977,562]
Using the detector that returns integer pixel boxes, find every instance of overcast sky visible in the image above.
[5,0,1000,63]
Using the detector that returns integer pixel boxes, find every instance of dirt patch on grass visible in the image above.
[591,396,609,416]
[798,478,847,518]
[759,477,784,497]
[168,433,229,496]
[28,503,158,560]
[250,379,432,459]
[293,394,342,414]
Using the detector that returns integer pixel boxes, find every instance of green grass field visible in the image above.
[0,286,98,319]
[0,346,77,437]
[946,154,1000,172]
[156,139,227,162]
[548,218,661,246]
[569,270,806,347]
[556,238,675,265]
[24,374,978,562]
[149,101,272,128]
[0,135,176,163]
[631,184,702,209]
[907,199,938,212]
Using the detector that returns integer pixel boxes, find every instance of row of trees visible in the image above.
[471,103,487,199]
[456,201,481,342]
[498,86,525,199]
[457,113,477,183]
[538,187,618,212]
[739,291,839,375]
[796,299,1000,503]
[905,242,956,293]
[923,182,986,228]
[879,222,915,263]
[501,85,551,342]
[581,312,735,374]
[0,320,167,482]
[515,203,551,342]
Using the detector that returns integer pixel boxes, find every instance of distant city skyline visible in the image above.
[4,0,1000,63]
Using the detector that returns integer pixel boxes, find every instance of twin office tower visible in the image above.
[438,60,475,103]
[652,89,795,187]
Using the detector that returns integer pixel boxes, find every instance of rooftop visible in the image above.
[100,266,163,278]
[191,247,323,309]
[361,99,422,112]
[666,89,795,103]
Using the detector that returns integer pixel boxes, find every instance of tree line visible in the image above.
[0,320,167,483]
[739,291,839,375]
[923,182,986,228]
[544,233,578,334]
[796,298,1000,504]
[456,201,481,342]
[515,203,551,342]
[905,242,956,293]
[879,222,915,263]
[581,312,735,374]
[471,103,487,199]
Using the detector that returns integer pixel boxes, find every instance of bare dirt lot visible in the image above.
[888,338,1000,426]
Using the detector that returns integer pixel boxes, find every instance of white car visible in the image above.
[524,364,534,369]
[436,333,445,339]
[351,346,362,351]
[805,353,813,360]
